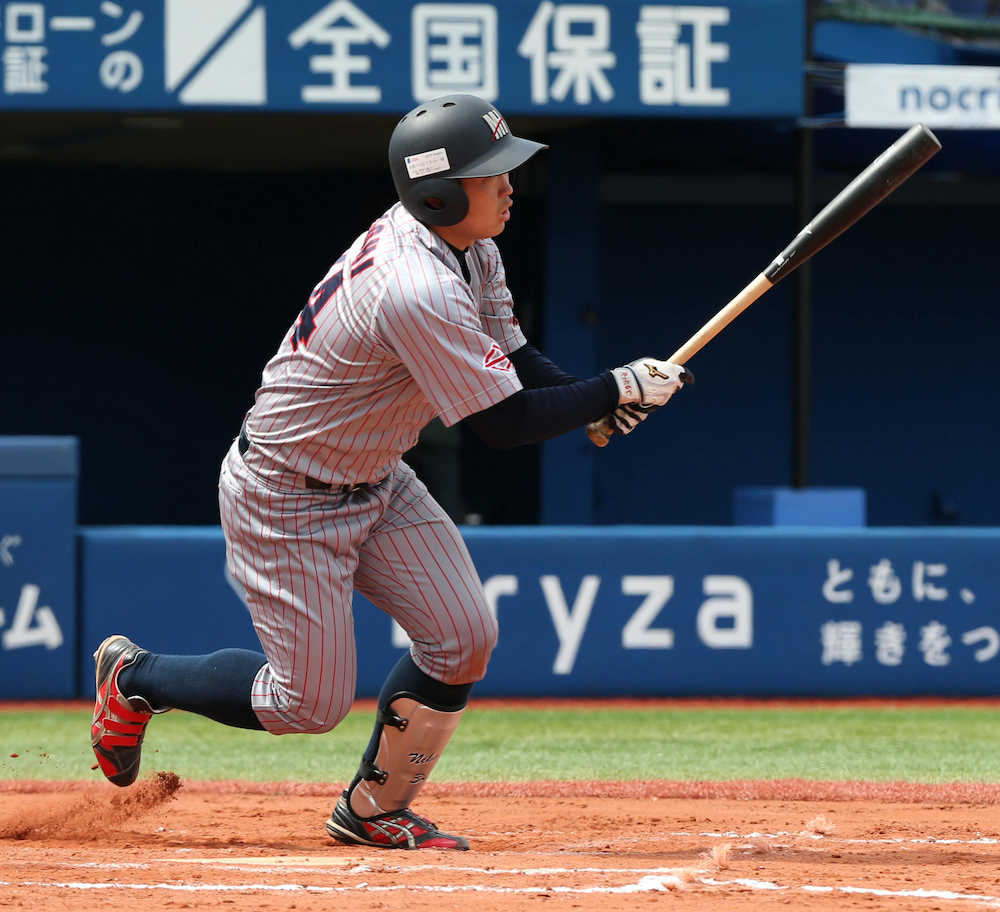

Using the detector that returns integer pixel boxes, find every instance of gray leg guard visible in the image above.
[348,695,464,818]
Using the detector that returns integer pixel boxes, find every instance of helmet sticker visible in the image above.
[482,109,510,140]
[404,147,451,179]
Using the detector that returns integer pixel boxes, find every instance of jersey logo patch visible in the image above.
[484,343,513,372]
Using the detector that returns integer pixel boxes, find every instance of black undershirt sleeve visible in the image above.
[507,343,580,388]
[464,370,619,449]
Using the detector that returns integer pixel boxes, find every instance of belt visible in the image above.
[237,426,377,495]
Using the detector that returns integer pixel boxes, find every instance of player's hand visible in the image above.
[611,358,694,407]
[609,403,657,435]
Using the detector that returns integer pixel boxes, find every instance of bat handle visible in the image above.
[585,416,615,448]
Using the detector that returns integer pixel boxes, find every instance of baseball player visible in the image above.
[90,94,692,850]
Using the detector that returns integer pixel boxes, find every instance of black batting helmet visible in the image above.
[388,94,547,227]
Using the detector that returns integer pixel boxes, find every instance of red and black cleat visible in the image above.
[90,634,152,787]
[325,793,469,850]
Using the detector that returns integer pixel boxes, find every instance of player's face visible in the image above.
[457,173,514,242]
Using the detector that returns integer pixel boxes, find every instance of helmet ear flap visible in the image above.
[402,178,469,227]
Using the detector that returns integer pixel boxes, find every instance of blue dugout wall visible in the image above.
[0,439,78,698]
[6,523,999,701]
[2,440,997,700]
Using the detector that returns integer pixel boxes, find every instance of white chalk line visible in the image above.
[0,877,692,895]
[706,877,1000,907]
[10,859,689,876]
[13,861,152,870]
[463,829,998,849]
[4,875,1000,904]
[12,837,1000,882]
[670,830,999,846]
[168,863,687,877]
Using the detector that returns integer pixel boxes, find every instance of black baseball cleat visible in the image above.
[91,634,153,787]
[325,792,470,850]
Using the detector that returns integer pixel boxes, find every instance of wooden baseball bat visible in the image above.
[586,123,942,447]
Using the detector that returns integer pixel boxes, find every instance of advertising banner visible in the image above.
[77,526,1000,699]
[846,63,1000,129]
[0,439,77,699]
[0,0,803,116]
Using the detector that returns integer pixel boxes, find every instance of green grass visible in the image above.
[2,705,998,784]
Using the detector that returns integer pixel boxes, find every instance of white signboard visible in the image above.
[846,64,1000,129]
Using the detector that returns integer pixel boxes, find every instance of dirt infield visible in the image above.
[2,774,999,911]
[4,698,999,908]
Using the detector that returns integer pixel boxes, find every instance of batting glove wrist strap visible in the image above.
[611,366,642,405]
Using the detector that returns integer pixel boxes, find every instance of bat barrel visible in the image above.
[764,124,941,284]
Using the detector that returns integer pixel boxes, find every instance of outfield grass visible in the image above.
[2,704,998,784]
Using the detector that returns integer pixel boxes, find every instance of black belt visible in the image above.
[237,426,376,494]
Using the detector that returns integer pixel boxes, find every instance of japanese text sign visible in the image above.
[0,0,803,116]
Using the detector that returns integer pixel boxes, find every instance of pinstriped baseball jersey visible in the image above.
[219,201,524,734]
[243,202,526,487]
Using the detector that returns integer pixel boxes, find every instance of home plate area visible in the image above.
[2,781,999,911]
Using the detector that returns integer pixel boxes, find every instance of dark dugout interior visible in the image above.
[2,111,552,526]
[4,112,999,526]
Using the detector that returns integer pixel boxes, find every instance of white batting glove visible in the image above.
[612,358,694,407]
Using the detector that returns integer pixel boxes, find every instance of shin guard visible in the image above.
[348,695,464,818]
